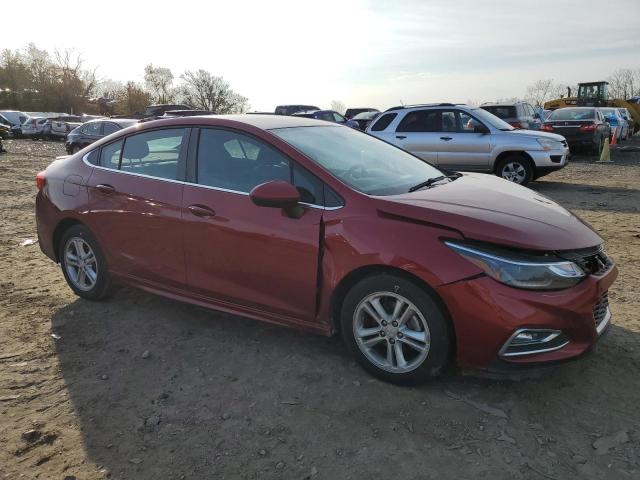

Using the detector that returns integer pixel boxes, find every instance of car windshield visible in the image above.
[272,125,444,195]
[548,109,595,121]
[353,111,378,120]
[469,107,515,131]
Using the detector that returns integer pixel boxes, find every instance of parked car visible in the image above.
[292,109,359,128]
[275,105,320,116]
[0,110,29,137]
[35,114,617,384]
[42,116,83,141]
[480,102,542,130]
[65,118,138,154]
[351,110,381,130]
[144,104,191,118]
[541,108,610,154]
[21,117,49,139]
[617,108,634,139]
[366,103,568,185]
[599,108,626,142]
[0,122,10,139]
[344,107,379,120]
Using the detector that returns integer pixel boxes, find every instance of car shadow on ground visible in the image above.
[530,181,640,214]
[51,288,640,479]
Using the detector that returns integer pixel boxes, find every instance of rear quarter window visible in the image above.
[370,113,397,131]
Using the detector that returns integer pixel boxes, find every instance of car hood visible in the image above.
[374,173,602,251]
[504,129,566,142]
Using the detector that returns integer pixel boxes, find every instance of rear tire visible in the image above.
[340,274,452,385]
[495,155,533,185]
[59,224,112,301]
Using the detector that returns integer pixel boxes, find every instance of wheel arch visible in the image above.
[52,217,86,262]
[330,265,457,355]
[493,150,535,174]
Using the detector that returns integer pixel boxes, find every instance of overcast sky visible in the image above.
[5,0,640,111]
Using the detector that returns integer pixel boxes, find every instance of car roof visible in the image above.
[130,114,332,130]
[85,118,138,127]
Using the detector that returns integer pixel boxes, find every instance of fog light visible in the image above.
[499,329,569,357]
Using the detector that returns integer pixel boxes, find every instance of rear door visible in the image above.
[392,109,441,163]
[435,109,491,170]
[181,127,323,321]
[85,128,188,289]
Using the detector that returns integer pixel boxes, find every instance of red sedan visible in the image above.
[35,115,617,384]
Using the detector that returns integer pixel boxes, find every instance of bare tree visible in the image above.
[116,81,151,115]
[179,69,248,113]
[524,79,565,106]
[607,68,639,99]
[144,64,175,104]
[330,100,345,114]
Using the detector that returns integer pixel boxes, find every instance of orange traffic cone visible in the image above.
[610,127,617,145]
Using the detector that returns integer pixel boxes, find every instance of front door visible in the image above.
[435,110,492,171]
[85,128,188,289]
[182,128,322,321]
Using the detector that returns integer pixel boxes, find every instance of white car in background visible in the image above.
[20,117,48,139]
[366,103,569,185]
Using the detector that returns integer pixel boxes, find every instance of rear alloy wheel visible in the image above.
[496,155,533,185]
[59,224,112,300]
[341,275,452,385]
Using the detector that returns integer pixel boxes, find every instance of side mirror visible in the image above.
[473,124,490,134]
[250,180,300,209]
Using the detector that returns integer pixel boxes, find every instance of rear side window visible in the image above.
[370,113,397,131]
[120,129,186,180]
[85,149,99,165]
[397,110,440,132]
[100,140,123,170]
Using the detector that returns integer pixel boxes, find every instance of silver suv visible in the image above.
[366,103,569,185]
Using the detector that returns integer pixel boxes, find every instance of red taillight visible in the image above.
[579,123,597,132]
[510,121,523,129]
[541,123,555,132]
[36,171,46,191]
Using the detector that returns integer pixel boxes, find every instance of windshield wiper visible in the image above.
[408,176,447,192]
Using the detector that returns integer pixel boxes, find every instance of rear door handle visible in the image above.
[188,204,216,218]
[95,184,115,194]
[396,135,407,139]
[440,136,452,141]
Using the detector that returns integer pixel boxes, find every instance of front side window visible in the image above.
[293,164,324,205]
[103,123,119,135]
[84,122,102,136]
[273,125,443,196]
[120,129,186,180]
[197,129,290,193]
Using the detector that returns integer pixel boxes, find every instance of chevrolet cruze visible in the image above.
[35,115,617,384]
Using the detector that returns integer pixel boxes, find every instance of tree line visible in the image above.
[0,43,249,116]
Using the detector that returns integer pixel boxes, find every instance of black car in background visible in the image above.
[351,110,380,130]
[480,101,542,130]
[143,104,191,117]
[344,107,379,120]
[274,105,320,115]
[65,118,138,154]
[541,107,610,155]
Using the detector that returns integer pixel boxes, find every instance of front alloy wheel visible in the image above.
[496,156,533,185]
[341,274,452,385]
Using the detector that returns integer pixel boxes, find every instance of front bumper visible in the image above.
[436,263,618,371]
[527,146,570,170]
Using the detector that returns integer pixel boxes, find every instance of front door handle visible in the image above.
[188,204,216,218]
[95,184,115,194]
[440,136,453,141]
[396,135,407,139]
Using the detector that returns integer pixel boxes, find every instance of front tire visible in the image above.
[340,274,452,385]
[495,155,533,185]
[59,224,112,300]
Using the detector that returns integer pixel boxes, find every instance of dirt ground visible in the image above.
[1,136,639,480]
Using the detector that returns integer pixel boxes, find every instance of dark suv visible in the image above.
[481,102,542,130]
[65,119,139,154]
[274,105,320,116]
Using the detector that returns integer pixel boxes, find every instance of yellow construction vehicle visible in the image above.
[544,81,640,134]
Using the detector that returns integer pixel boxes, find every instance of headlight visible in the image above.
[536,137,559,151]
[445,241,585,290]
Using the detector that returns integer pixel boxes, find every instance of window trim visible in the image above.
[82,126,343,211]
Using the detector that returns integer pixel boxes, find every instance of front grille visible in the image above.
[593,293,609,327]
[558,246,613,276]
